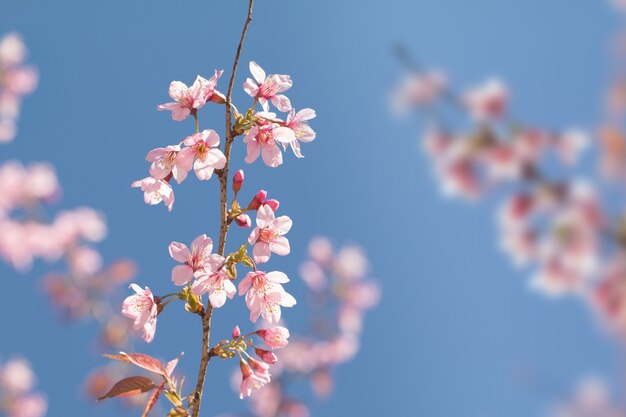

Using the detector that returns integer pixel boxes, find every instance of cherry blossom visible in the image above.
[169,234,217,286]
[244,113,296,167]
[180,129,227,180]
[131,176,175,211]
[121,284,158,343]
[248,204,292,263]
[146,144,194,184]
[243,61,292,112]
[157,71,224,121]
[238,271,296,323]
[255,326,290,349]
[191,264,236,308]
[285,108,316,158]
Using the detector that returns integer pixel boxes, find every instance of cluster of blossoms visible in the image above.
[132,61,315,212]
[233,237,380,417]
[0,161,109,273]
[0,33,37,143]
[103,37,320,415]
[0,358,47,417]
[393,67,626,316]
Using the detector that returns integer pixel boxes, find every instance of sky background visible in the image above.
[0,1,623,416]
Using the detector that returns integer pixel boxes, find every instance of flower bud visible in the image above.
[239,360,253,379]
[248,190,267,210]
[235,214,251,228]
[233,170,244,193]
[256,326,290,349]
[264,199,280,212]
[232,325,241,339]
[254,347,278,364]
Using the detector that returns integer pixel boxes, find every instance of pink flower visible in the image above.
[1,359,35,394]
[10,393,47,417]
[254,348,278,365]
[243,61,292,112]
[180,129,226,180]
[168,234,217,286]
[233,169,245,192]
[247,190,279,212]
[121,284,158,343]
[146,145,194,184]
[256,326,290,349]
[157,71,224,121]
[235,213,252,228]
[463,79,508,121]
[239,360,270,399]
[285,108,316,157]
[131,177,174,211]
[244,114,296,167]
[191,264,236,308]
[238,270,296,323]
[248,205,292,263]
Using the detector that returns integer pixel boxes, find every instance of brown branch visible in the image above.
[190,1,255,416]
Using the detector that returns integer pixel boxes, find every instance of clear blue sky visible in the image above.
[0,1,622,416]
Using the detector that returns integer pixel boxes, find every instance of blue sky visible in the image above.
[0,1,623,416]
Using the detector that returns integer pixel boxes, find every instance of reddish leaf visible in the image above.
[141,381,165,417]
[104,352,168,377]
[97,376,155,401]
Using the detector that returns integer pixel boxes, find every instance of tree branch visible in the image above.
[190,1,255,416]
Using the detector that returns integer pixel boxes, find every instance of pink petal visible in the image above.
[169,242,190,263]
[269,236,290,256]
[172,264,193,286]
[249,61,266,84]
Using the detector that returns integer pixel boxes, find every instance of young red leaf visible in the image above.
[97,376,156,401]
[141,381,165,417]
[104,352,168,377]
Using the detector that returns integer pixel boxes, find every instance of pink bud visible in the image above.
[239,360,253,378]
[235,214,251,228]
[232,325,241,339]
[264,199,280,212]
[254,347,278,364]
[248,357,270,373]
[233,169,244,193]
[256,326,290,349]
[248,190,267,210]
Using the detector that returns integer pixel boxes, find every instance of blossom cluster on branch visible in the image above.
[100,7,324,411]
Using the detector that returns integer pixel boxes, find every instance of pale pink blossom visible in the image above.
[1,359,35,394]
[146,144,194,183]
[191,263,236,308]
[256,326,290,349]
[10,393,47,417]
[285,108,316,157]
[239,360,270,399]
[168,234,216,286]
[238,271,296,323]
[235,213,251,228]
[244,114,296,167]
[121,284,158,343]
[248,205,292,263]
[157,71,224,121]
[392,70,447,113]
[463,79,508,120]
[131,177,174,211]
[243,61,292,112]
[180,129,226,180]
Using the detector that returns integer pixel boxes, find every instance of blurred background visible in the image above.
[0,1,623,416]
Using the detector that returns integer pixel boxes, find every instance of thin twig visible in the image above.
[190,1,255,416]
